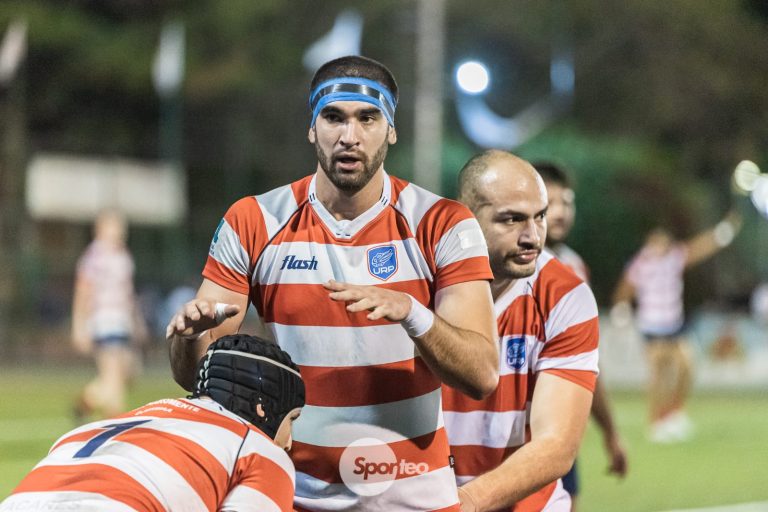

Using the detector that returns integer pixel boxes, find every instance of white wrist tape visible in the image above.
[402,295,435,338]
[214,302,228,325]
[713,220,735,247]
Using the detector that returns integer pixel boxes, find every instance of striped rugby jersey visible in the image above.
[0,398,295,512]
[625,244,687,336]
[442,251,599,511]
[203,171,493,511]
[77,239,136,340]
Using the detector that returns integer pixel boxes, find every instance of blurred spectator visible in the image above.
[612,210,741,443]
[71,210,147,421]
[535,161,628,508]
[750,282,768,326]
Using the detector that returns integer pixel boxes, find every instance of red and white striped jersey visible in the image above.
[442,251,599,512]
[0,398,295,512]
[203,171,493,511]
[77,239,136,340]
[625,244,687,336]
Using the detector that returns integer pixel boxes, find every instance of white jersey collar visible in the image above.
[307,170,392,240]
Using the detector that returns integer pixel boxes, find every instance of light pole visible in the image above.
[0,19,27,356]
[152,20,187,283]
[413,0,446,195]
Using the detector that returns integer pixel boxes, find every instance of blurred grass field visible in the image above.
[1,363,767,510]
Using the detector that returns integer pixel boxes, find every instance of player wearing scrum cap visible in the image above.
[1,334,305,512]
[167,55,498,511]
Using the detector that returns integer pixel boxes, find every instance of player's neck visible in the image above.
[314,166,385,221]
[491,277,516,301]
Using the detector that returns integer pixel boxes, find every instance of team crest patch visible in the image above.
[505,337,527,370]
[367,245,398,281]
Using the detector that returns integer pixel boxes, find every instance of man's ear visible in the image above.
[387,126,397,144]
[308,126,316,144]
[256,403,266,418]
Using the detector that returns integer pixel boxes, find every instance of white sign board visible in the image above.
[26,153,187,225]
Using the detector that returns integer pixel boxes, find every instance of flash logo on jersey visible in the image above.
[505,336,527,370]
[280,255,319,270]
[367,245,398,281]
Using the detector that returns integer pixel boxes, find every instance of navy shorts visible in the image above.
[95,334,131,348]
[561,459,578,496]
[642,325,687,343]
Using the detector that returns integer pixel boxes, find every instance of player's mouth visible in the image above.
[334,153,364,171]
[510,249,540,264]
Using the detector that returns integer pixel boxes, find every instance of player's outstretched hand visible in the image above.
[165,299,240,340]
[604,434,628,478]
[324,279,411,321]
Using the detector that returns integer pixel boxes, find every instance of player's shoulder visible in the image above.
[390,175,475,226]
[241,426,295,474]
[225,175,311,226]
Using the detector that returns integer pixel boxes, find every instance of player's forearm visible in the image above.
[590,378,618,438]
[413,315,498,400]
[460,437,576,511]
[169,332,213,391]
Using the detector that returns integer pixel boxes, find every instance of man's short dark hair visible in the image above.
[310,55,399,103]
[532,161,572,188]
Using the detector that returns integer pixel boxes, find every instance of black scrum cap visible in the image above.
[192,334,305,439]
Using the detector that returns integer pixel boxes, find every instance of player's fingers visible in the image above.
[196,301,213,318]
[328,288,365,302]
[366,304,390,321]
[323,279,348,291]
[184,303,202,322]
[346,297,377,313]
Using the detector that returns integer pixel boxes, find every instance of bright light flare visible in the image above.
[733,159,762,195]
[750,174,768,218]
[456,61,490,94]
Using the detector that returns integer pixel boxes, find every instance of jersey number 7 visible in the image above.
[73,420,151,458]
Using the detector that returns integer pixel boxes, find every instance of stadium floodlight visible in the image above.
[453,47,574,149]
[456,61,490,95]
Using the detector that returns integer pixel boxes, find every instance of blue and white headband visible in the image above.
[309,77,397,128]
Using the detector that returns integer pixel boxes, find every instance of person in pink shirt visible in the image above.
[612,210,741,442]
[71,210,147,420]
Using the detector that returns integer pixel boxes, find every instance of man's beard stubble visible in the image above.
[315,136,389,194]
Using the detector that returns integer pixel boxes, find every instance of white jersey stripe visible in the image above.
[271,323,418,367]
[220,485,283,512]
[443,410,527,448]
[0,492,138,512]
[544,282,598,340]
[210,220,250,277]
[295,465,459,512]
[391,182,442,236]
[256,185,300,239]
[434,217,488,269]
[291,389,444,448]
[537,349,599,373]
[255,239,433,287]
